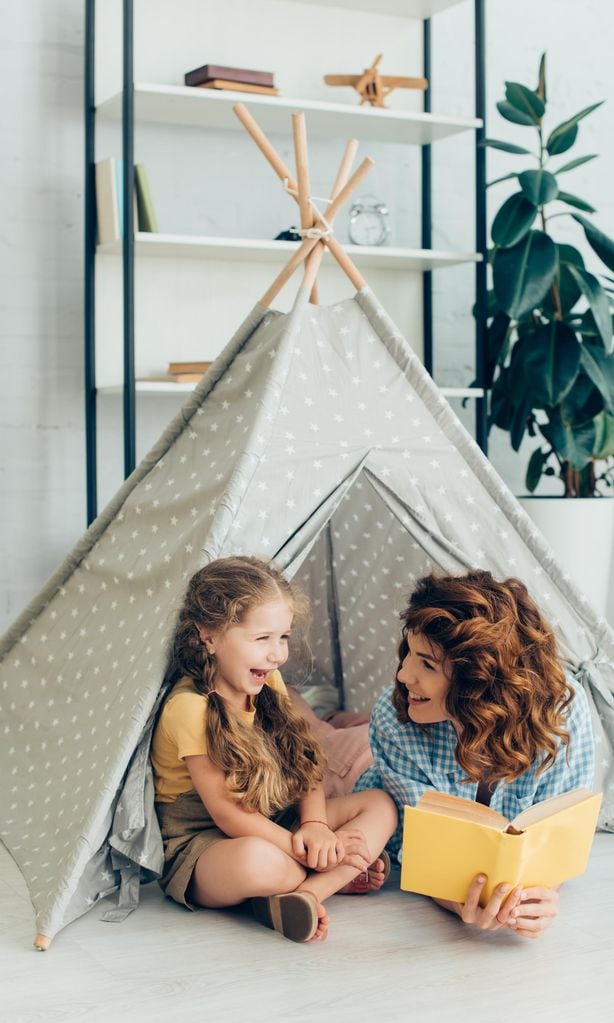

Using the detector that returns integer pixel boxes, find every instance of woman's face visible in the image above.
[397,630,452,724]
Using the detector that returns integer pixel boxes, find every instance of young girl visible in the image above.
[151,556,397,943]
[355,570,595,940]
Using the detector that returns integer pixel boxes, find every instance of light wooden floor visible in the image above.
[1,836,613,1023]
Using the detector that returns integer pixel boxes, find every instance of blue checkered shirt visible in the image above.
[354,680,595,857]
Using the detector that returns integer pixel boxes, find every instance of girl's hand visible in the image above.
[506,886,559,939]
[292,822,343,871]
[438,875,524,931]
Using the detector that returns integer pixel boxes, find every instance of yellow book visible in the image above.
[400,787,602,905]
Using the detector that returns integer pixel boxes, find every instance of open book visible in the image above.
[400,787,602,905]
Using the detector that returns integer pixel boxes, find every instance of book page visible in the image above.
[511,787,592,830]
[417,790,510,831]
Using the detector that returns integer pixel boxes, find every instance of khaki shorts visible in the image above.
[155,790,297,910]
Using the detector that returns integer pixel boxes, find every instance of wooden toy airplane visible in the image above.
[324,53,427,108]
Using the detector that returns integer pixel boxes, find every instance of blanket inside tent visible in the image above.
[1,108,613,949]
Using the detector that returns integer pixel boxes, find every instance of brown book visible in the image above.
[198,80,278,96]
[168,361,212,375]
[170,372,204,384]
[185,63,275,88]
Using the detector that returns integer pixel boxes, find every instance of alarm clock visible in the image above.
[348,196,390,246]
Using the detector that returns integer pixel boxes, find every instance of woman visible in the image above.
[355,570,594,939]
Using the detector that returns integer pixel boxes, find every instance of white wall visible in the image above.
[2,0,614,632]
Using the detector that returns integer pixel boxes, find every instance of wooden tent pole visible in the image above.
[234,103,297,192]
[256,154,373,306]
[304,137,359,300]
[292,113,313,239]
[234,103,371,299]
[291,113,319,303]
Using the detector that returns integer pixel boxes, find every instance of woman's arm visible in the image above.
[184,754,304,863]
[354,692,436,855]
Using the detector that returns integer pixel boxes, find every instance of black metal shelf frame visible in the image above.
[83,0,488,524]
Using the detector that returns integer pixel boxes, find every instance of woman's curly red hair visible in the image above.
[392,570,573,783]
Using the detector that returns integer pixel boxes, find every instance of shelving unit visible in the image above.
[84,0,487,522]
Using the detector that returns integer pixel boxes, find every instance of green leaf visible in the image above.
[491,193,537,247]
[580,341,614,413]
[487,173,520,189]
[505,82,545,123]
[536,53,547,104]
[490,368,515,431]
[542,244,584,317]
[492,230,558,320]
[518,169,558,205]
[526,447,548,492]
[510,322,580,406]
[497,100,536,127]
[555,154,598,174]
[562,374,605,424]
[480,138,533,155]
[593,411,614,459]
[487,310,512,384]
[572,215,614,272]
[566,265,612,350]
[546,123,578,157]
[558,244,585,270]
[577,309,614,347]
[546,101,605,155]
[547,407,595,470]
[510,395,533,451]
[556,191,596,213]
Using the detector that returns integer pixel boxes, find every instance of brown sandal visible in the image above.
[348,849,392,892]
[251,889,319,943]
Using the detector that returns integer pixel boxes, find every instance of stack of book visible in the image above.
[95,159,158,245]
[137,362,212,387]
[167,361,212,384]
[184,63,278,96]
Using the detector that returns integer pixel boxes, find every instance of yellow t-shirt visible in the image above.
[150,670,288,803]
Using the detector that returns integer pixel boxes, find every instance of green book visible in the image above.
[134,164,158,233]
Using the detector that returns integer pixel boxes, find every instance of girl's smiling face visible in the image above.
[397,631,452,723]
[199,598,293,710]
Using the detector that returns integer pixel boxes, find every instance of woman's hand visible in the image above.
[435,875,523,931]
[291,822,343,871]
[321,828,371,873]
[507,886,560,939]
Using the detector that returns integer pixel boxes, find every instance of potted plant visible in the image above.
[482,54,614,612]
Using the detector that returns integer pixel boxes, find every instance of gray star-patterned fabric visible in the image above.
[1,285,613,943]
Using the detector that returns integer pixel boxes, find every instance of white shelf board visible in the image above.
[440,387,484,398]
[284,0,466,16]
[98,382,484,397]
[98,381,197,395]
[97,84,481,146]
[98,233,481,271]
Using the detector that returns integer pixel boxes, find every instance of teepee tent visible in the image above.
[1,109,613,950]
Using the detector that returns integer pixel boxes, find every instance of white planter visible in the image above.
[518,496,614,618]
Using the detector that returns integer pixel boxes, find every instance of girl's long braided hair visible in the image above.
[163,556,325,815]
[392,570,573,783]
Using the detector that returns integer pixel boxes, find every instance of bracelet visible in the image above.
[300,819,330,829]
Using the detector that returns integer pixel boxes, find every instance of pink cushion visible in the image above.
[287,687,373,798]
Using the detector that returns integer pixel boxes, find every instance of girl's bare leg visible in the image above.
[188,836,330,940]
[296,789,397,903]
[188,835,307,908]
